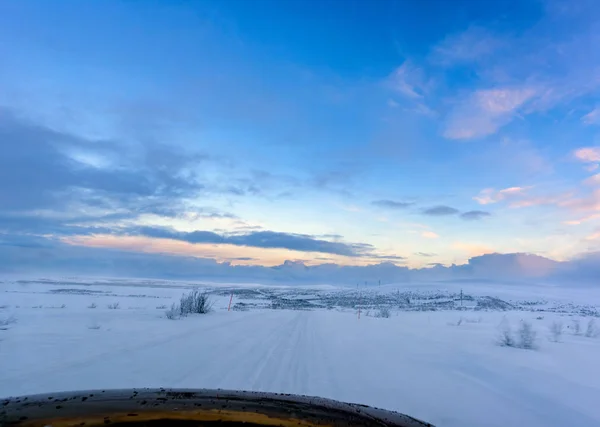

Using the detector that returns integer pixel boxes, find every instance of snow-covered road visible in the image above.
[2,306,600,427]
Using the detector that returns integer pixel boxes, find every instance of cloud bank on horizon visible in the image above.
[0,0,599,280]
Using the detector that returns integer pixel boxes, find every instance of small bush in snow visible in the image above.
[87,322,101,330]
[165,303,180,320]
[497,320,537,349]
[0,305,9,310]
[571,319,581,335]
[88,303,97,309]
[107,302,120,309]
[375,307,391,318]
[32,305,42,309]
[517,321,537,349]
[179,290,212,316]
[497,323,515,347]
[585,319,598,338]
[0,315,17,328]
[549,321,563,342]
[156,305,167,310]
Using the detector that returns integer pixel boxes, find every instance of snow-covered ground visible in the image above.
[2,278,600,427]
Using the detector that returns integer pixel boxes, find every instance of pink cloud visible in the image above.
[476,89,536,114]
[574,147,600,163]
[443,87,536,139]
[560,189,600,213]
[421,231,439,239]
[473,186,530,205]
[474,186,578,209]
[563,213,600,225]
[584,173,600,186]
[452,242,495,257]
[582,108,600,125]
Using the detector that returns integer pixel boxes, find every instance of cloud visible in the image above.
[443,88,536,139]
[564,213,600,225]
[585,231,600,241]
[371,199,413,209]
[5,235,597,284]
[460,210,491,220]
[582,108,600,125]
[0,110,206,214]
[584,174,600,186]
[438,2,600,140]
[574,147,600,163]
[123,227,380,258]
[388,61,427,99]
[473,187,530,205]
[430,25,507,66]
[452,242,495,257]
[421,231,439,239]
[422,205,459,216]
[414,252,437,257]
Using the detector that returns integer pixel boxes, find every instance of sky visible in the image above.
[0,0,599,277]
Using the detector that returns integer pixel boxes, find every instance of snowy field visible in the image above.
[2,278,600,427]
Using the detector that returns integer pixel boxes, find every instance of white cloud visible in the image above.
[389,61,428,99]
[422,231,439,239]
[430,26,507,66]
[387,99,399,108]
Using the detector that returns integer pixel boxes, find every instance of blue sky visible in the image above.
[0,0,599,272]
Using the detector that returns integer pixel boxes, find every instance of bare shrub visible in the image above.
[0,305,9,310]
[165,303,180,320]
[549,321,563,342]
[375,307,391,318]
[497,323,515,347]
[32,305,42,309]
[517,321,537,349]
[0,315,17,328]
[571,319,581,335]
[180,290,212,316]
[88,303,97,309]
[585,319,598,338]
[107,302,120,309]
[156,305,167,310]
